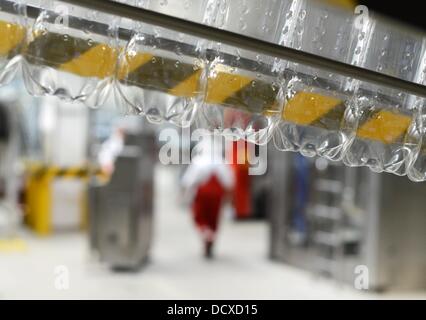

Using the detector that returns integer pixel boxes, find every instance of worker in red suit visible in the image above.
[182,135,234,258]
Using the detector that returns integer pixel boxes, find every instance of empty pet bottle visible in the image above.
[116,0,209,127]
[343,15,425,176]
[196,0,287,145]
[0,0,26,85]
[405,41,426,182]
[273,0,358,161]
[22,0,119,106]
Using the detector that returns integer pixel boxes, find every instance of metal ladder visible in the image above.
[309,159,346,280]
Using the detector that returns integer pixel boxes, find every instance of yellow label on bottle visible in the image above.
[283,91,343,125]
[357,110,412,144]
[0,20,25,56]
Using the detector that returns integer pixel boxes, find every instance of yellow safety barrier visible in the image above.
[24,164,106,236]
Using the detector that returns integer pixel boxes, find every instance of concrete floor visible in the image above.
[0,165,424,299]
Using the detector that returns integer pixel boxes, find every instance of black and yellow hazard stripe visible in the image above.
[118,52,203,98]
[24,31,117,79]
[355,108,412,145]
[22,29,281,116]
[25,163,98,235]
[120,57,282,116]
[281,89,413,146]
[21,27,413,146]
[24,31,204,98]
[204,64,282,116]
[28,165,106,181]
[22,30,281,116]
[0,20,26,59]
[283,91,346,131]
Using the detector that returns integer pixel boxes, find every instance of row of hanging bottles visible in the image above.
[2,0,426,181]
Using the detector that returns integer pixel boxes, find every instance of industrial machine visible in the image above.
[88,130,156,270]
[268,147,426,291]
[0,88,22,238]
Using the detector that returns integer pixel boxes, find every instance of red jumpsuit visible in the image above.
[182,135,234,257]
[192,174,226,241]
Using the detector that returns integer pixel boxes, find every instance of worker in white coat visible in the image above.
[98,116,143,175]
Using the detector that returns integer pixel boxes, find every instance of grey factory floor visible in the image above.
[0,165,425,300]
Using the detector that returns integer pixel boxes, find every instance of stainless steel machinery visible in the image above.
[88,131,156,270]
[268,145,426,291]
[0,90,23,237]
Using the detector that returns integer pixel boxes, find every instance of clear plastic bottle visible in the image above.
[22,0,119,106]
[405,42,426,182]
[196,0,287,145]
[0,0,26,85]
[343,16,425,176]
[116,0,209,127]
[273,0,358,160]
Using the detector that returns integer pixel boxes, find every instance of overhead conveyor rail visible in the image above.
[2,0,426,97]
[57,0,426,99]
[3,0,426,181]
